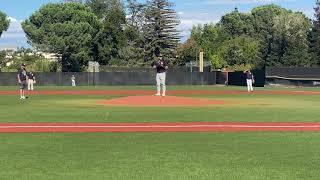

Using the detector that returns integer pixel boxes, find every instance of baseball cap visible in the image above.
[21,63,26,67]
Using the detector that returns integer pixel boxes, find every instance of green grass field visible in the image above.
[1,85,320,179]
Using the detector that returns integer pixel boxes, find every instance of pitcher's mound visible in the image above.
[98,95,225,107]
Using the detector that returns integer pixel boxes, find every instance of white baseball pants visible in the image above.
[28,79,34,90]
[246,79,253,92]
[72,80,76,87]
[156,72,166,95]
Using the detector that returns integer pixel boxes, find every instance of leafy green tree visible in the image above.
[219,8,255,38]
[22,3,100,72]
[0,11,10,37]
[86,0,123,19]
[310,0,320,65]
[144,0,180,64]
[118,26,145,66]
[190,24,229,68]
[7,54,58,72]
[0,50,6,71]
[251,4,288,62]
[86,0,129,66]
[270,12,311,66]
[187,4,312,68]
[117,0,146,66]
[176,38,198,66]
[220,36,262,69]
[86,0,107,18]
[93,2,127,65]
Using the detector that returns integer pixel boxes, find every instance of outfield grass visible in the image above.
[1,132,320,179]
[1,85,320,179]
[1,86,320,123]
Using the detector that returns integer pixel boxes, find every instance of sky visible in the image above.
[0,0,317,48]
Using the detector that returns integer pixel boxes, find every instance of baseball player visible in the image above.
[27,72,36,91]
[244,70,254,92]
[71,75,76,86]
[17,63,28,99]
[151,54,168,96]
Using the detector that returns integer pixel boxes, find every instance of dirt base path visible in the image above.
[1,89,320,96]
[1,122,320,133]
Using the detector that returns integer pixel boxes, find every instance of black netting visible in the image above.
[0,71,217,86]
[266,67,320,78]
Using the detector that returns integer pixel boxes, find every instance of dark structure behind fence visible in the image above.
[215,69,266,87]
[0,67,273,86]
[266,67,320,87]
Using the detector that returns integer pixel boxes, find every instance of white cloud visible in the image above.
[0,17,28,47]
[178,15,219,42]
[300,9,314,19]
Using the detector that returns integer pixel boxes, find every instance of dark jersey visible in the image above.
[28,73,35,80]
[245,71,253,80]
[18,68,27,81]
[152,60,168,73]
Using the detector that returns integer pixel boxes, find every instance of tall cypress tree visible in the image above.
[144,0,180,64]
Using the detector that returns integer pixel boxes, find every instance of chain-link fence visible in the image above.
[0,71,216,86]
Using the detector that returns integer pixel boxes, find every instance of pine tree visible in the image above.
[119,0,146,66]
[86,0,123,19]
[126,0,146,29]
[144,0,180,65]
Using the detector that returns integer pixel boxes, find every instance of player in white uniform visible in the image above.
[27,72,36,91]
[71,75,76,86]
[244,70,254,92]
[152,55,168,96]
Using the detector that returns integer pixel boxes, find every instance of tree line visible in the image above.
[1,1,320,71]
[1,0,180,72]
[184,3,320,70]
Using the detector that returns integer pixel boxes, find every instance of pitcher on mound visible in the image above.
[152,54,168,96]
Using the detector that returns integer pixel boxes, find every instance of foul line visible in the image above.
[1,125,320,128]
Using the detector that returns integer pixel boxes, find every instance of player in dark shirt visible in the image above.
[151,55,168,96]
[28,72,36,91]
[244,70,254,92]
[17,63,28,99]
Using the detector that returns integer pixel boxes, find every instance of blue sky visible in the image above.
[0,0,316,48]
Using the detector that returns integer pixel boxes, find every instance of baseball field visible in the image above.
[1,85,320,179]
